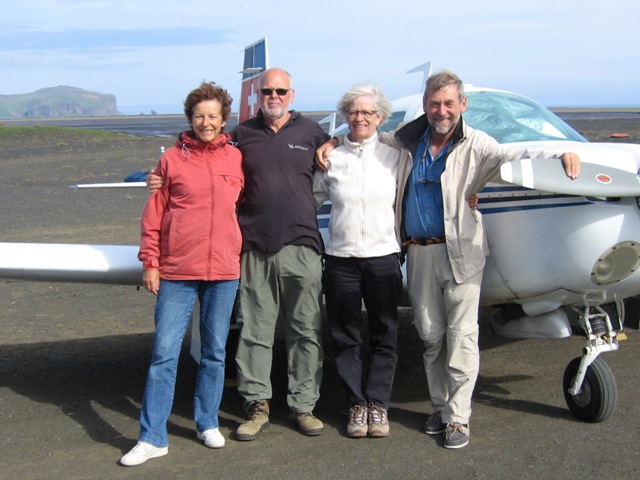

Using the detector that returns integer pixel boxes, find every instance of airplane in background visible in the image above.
[1,37,640,424]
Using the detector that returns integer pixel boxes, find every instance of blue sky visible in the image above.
[2,0,639,115]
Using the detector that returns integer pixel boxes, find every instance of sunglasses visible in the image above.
[260,88,291,96]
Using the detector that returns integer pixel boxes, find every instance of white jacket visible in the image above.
[313,133,401,258]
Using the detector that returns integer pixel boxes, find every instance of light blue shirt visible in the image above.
[404,127,449,238]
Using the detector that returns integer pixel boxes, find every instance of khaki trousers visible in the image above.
[407,243,482,424]
[235,245,323,413]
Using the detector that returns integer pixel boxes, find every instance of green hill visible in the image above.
[0,86,121,118]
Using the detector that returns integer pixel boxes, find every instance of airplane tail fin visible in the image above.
[238,37,269,123]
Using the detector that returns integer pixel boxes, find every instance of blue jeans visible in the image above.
[138,279,238,447]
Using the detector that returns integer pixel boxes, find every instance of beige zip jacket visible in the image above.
[381,114,549,284]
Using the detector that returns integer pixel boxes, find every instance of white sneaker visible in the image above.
[120,441,168,467]
[197,428,225,448]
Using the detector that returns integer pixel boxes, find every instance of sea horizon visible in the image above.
[2,107,640,139]
[4,105,640,120]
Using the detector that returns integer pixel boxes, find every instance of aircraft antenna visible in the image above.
[406,61,432,93]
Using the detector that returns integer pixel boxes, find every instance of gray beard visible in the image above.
[433,123,454,135]
[263,106,285,120]
[432,115,459,135]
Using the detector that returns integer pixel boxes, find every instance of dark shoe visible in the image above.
[291,411,324,436]
[346,404,368,438]
[424,411,446,435]
[236,400,270,441]
[444,422,470,449]
[367,403,389,438]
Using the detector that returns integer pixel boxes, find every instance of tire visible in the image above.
[563,356,617,422]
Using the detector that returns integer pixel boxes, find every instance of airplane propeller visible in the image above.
[501,157,640,197]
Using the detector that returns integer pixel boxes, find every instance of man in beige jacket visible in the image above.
[381,70,580,449]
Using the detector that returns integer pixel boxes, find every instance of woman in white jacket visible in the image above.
[313,83,402,438]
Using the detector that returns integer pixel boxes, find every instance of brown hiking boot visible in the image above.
[290,411,324,436]
[236,400,270,441]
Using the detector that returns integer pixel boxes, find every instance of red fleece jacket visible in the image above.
[139,131,244,280]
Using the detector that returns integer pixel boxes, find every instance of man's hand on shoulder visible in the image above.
[315,138,339,172]
[147,168,164,193]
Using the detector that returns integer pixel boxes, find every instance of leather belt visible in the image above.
[402,236,446,246]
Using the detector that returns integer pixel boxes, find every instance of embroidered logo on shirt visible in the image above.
[288,144,309,151]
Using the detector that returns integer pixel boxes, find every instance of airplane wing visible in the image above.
[0,243,142,285]
[501,157,640,197]
[72,182,147,189]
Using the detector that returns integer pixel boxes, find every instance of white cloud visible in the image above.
[1,0,639,112]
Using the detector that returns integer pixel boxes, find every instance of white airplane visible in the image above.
[1,37,640,424]
[378,88,640,423]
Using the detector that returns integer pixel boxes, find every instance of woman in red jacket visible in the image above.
[121,82,244,467]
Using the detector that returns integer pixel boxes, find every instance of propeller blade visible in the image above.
[501,158,640,197]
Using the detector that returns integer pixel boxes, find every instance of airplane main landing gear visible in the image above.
[563,304,620,422]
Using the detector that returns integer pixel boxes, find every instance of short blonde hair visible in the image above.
[337,83,392,125]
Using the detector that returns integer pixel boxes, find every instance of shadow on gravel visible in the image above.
[0,307,582,456]
[0,333,244,452]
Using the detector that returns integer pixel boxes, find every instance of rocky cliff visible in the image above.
[0,86,121,118]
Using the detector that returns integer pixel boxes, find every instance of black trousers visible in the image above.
[322,253,403,410]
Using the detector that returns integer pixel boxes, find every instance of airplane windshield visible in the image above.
[464,91,587,144]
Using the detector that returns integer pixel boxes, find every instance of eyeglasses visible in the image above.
[260,88,291,96]
[346,110,378,119]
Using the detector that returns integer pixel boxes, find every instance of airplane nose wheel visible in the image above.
[562,356,617,422]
